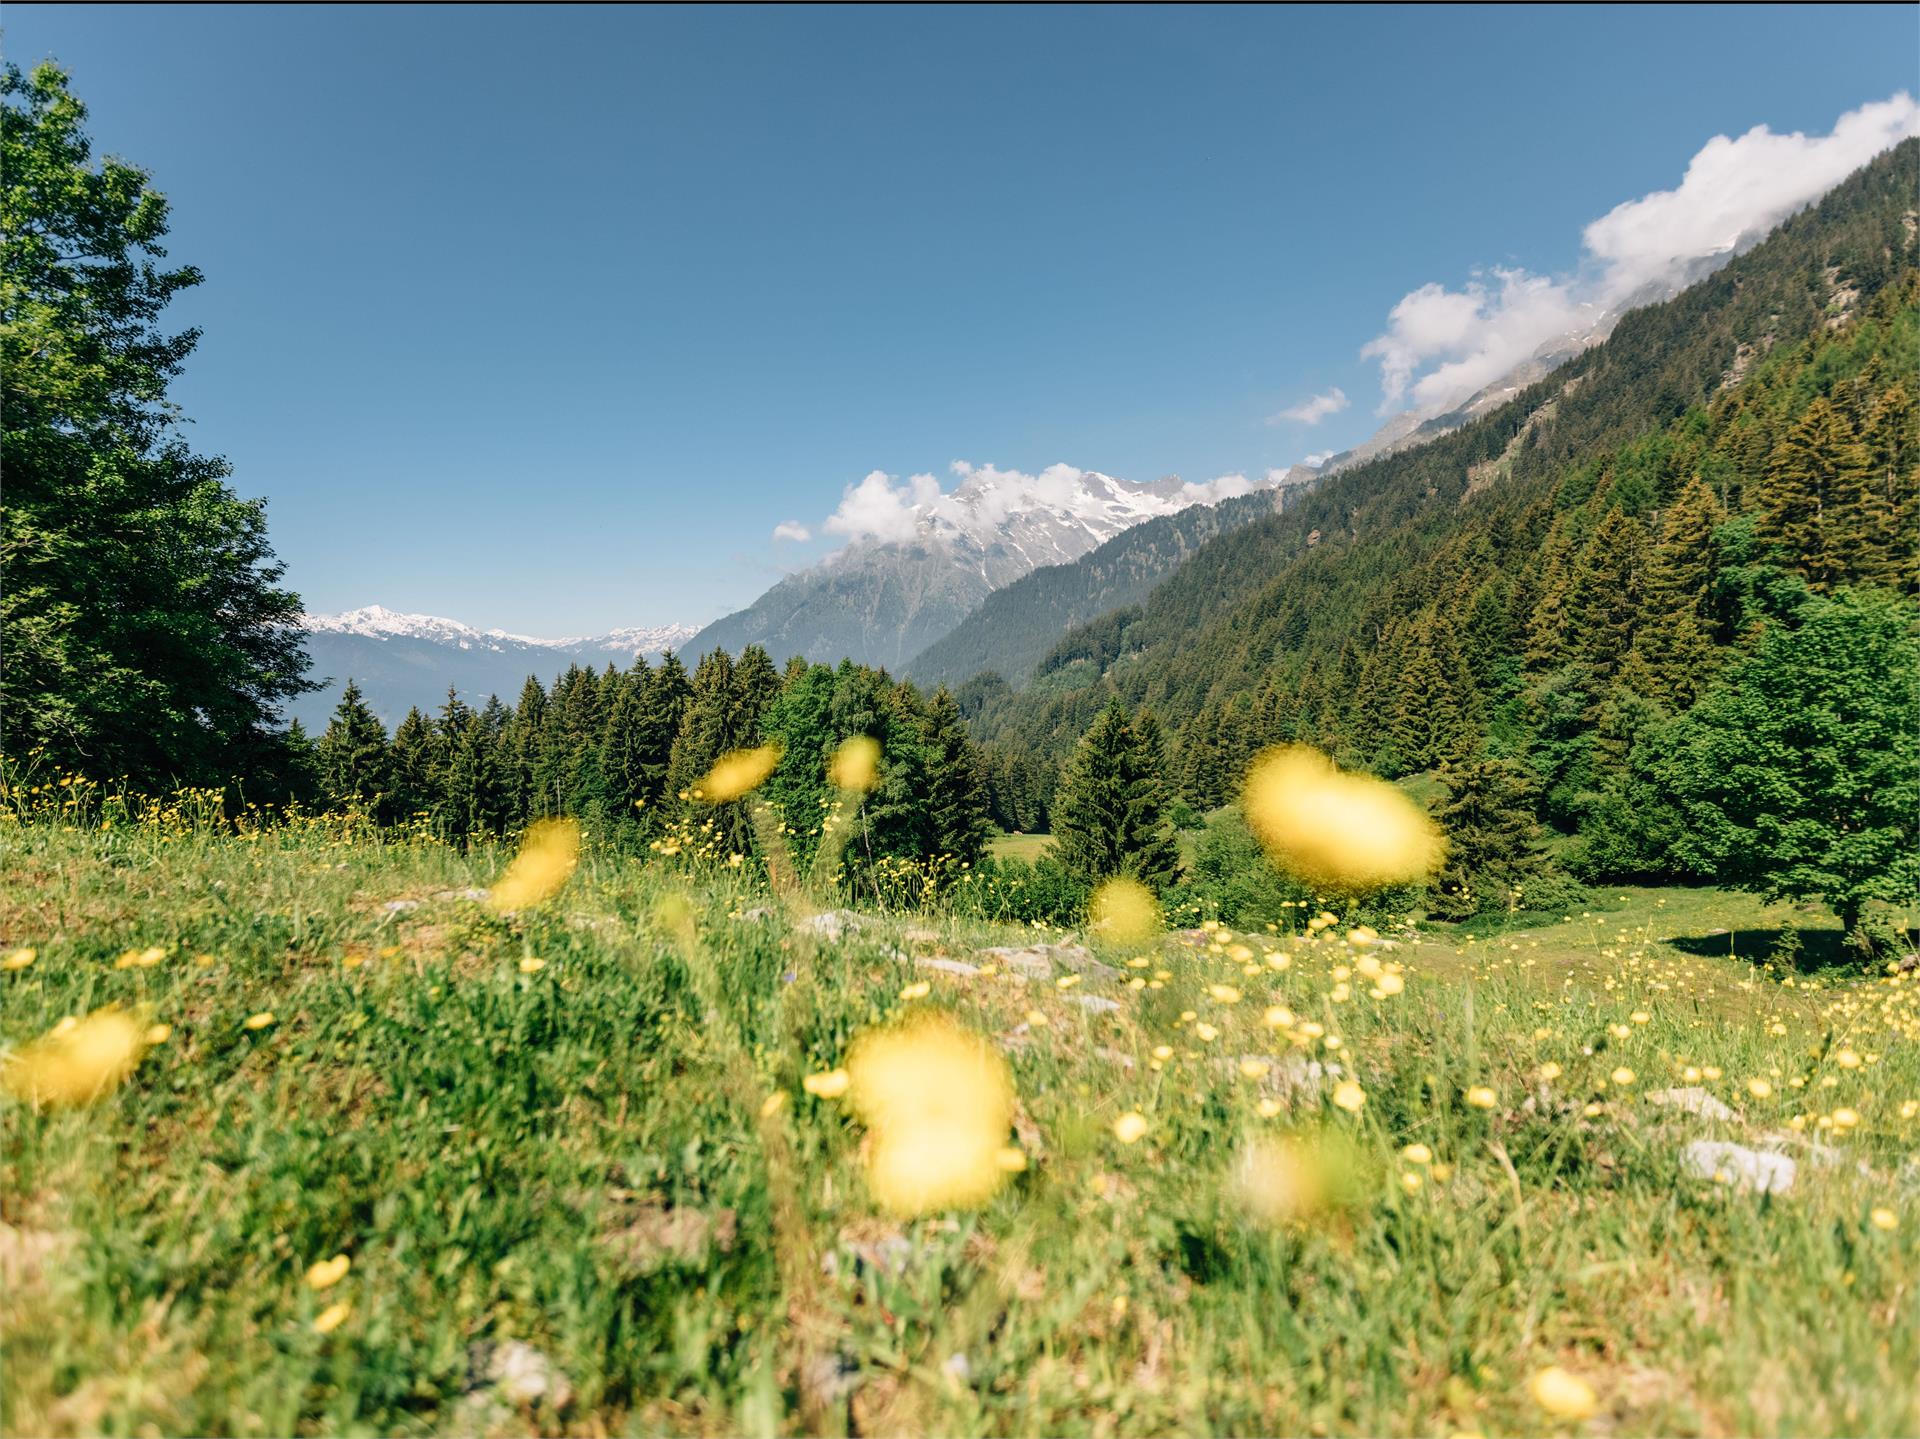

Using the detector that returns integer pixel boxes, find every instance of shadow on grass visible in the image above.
[1669,925,1857,974]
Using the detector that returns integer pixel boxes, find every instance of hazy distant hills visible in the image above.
[292,607,696,729]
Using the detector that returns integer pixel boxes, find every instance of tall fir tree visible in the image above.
[1054,700,1181,890]
[316,680,390,814]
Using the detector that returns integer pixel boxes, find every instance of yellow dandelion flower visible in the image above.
[759,1090,788,1118]
[1870,1207,1898,1231]
[1239,1058,1271,1080]
[803,1068,850,1099]
[1529,1366,1597,1420]
[1539,1062,1563,1082]
[1112,1112,1150,1144]
[1193,1022,1219,1043]
[1257,1097,1284,1118]
[1089,877,1161,947]
[1264,1005,1295,1029]
[1465,1086,1497,1110]
[312,1301,352,1335]
[1401,1142,1433,1165]
[900,980,931,1001]
[2,947,36,971]
[1611,1067,1635,1087]
[305,1255,351,1291]
[1208,984,1242,1005]
[1747,1078,1773,1099]
[994,1145,1028,1173]
[1,1008,150,1107]
[243,1011,276,1031]
[1832,1107,1859,1129]
[487,819,581,913]
[1835,1049,1862,1069]
[846,1017,1015,1215]
[828,734,880,792]
[518,957,547,974]
[1375,972,1405,996]
[696,745,782,803]
[1400,1171,1423,1194]
[143,1023,172,1045]
[1900,1099,1918,1120]
[1332,1080,1366,1112]
[1242,745,1444,889]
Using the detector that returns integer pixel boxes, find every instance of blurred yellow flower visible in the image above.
[1747,1078,1773,1099]
[1529,1366,1597,1420]
[312,1301,352,1335]
[847,1017,1015,1215]
[1539,1062,1563,1082]
[1242,745,1444,890]
[803,1068,850,1099]
[1,1008,150,1107]
[828,734,881,792]
[1835,1049,1861,1069]
[1831,1107,1859,1129]
[243,1011,276,1031]
[144,1023,172,1045]
[1465,1086,1496,1109]
[2,947,36,971]
[1402,1142,1433,1165]
[1332,1080,1366,1112]
[1113,1112,1150,1144]
[487,819,581,913]
[759,1090,788,1118]
[1870,1207,1898,1231]
[1239,1059,1271,1080]
[518,957,547,974]
[695,745,782,803]
[994,1146,1028,1173]
[305,1255,350,1290]
[1089,877,1161,947]
[1208,984,1242,1005]
[1611,1067,1635,1087]
[900,980,931,1001]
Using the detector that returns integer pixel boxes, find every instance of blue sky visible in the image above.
[7,4,1916,633]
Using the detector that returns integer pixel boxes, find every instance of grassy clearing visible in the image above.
[2,824,1917,1437]
[986,832,1055,863]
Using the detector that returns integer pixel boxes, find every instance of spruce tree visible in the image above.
[1054,700,1181,890]
[316,681,390,814]
[1428,758,1564,920]
[925,687,998,864]
[1756,396,1870,592]
[388,708,435,825]
[1629,476,1724,710]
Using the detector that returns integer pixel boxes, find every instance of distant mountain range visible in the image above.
[292,606,696,729]
[683,465,1316,670]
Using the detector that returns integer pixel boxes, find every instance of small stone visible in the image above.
[916,957,981,977]
[382,899,421,913]
[1067,995,1121,1015]
[804,909,869,940]
[739,906,777,923]
[1682,1140,1795,1194]
[485,1340,573,1410]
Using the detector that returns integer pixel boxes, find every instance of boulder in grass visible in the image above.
[1682,1140,1795,1194]
[1647,1087,1737,1122]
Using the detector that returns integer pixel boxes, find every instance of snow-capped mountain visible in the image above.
[688,464,1311,669]
[293,607,697,730]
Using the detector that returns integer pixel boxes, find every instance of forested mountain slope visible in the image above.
[968,142,1919,851]
[906,484,1299,689]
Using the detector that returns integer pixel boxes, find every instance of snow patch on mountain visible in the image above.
[303,606,697,657]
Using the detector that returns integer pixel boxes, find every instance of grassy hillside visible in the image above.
[5,821,1917,1436]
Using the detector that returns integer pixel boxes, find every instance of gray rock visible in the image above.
[1066,995,1121,1015]
[976,942,1117,980]
[1682,1140,1795,1194]
[484,1340,573,1410]
[804,909,869,940]
[739,906,777,923]
[916,956,981,977]
[382,899,421,913]
[1647,1087,1737,1121]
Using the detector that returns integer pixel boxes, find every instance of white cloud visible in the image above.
[821,468,943,544]
[1362,93,1920,414]
[771,519,812,542]
[1269,387,1350,426]
[1301,450,1335,468]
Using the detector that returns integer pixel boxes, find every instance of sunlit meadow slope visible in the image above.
[2,818,1917,1436]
